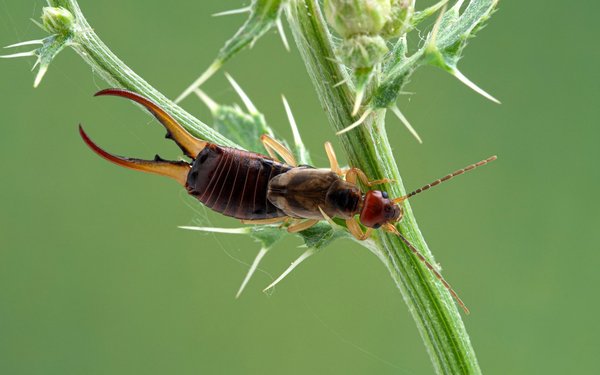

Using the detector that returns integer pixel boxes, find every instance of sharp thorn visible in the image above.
[212,6,251,17]
[390,105,423,144]
[276,18,290,52]
[33,65,48,88]
[352,89,365,116]
[225,73,258,114]
[0,51,36,59]
[281,95,301,146]
[178,226,251,234]
[263,249,315,293]
[333,77,349,88]
[318,207,338,228]
[31,58,40,71]
[336,108,373,135]
[4,39,43,49]
[193,89,219,113]
[175,60,222,103]
[451,69,501,104]
[236,248,269,299]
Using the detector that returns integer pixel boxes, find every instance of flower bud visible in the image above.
[41,7,74,36]
[338,35,388,69]
[324,0,392,38]
[381,0,415,38]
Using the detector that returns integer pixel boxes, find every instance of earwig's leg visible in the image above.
[318,207,338,227]
[260,134,297,167]
[345,219,373,241]
[345,168,394,187]
[287,219,319,233]
[396,205,404,222]
[324,142,343,176]
[79,126,190,186]
[95,89,206,158]
[241,217,288,225]
[383,223,470,314]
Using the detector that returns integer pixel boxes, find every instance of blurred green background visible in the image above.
[1,1,598,374]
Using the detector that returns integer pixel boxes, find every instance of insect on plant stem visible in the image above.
[79,89,496,314]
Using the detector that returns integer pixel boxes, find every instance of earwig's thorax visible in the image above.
[325,179,362,218]
[359,190,401,229]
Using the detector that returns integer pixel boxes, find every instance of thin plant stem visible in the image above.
[47,0,238,148]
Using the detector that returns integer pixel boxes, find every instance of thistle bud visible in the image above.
[381,0,415,38]
[338,35,388,69]
[324,0,392,38]
[41,7,74,36]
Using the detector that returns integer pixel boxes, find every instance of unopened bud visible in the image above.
[338,35,388,69]
[324,0,392,38]
[382,0,415,38]
[41,7,74,35]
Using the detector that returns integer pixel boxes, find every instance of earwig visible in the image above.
[80,89,496,314]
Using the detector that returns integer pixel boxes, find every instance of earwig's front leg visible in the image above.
[287,219,319,233]
[345,168,394,187]
[345,218,373,241]
[260,135,297,167]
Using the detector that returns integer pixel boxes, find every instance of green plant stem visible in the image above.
[48,0,238,148]
[286,1,481,374]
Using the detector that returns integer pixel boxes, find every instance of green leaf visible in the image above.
[296,221,349,249]
[371,0,498,110]
[250,226,284,249]
[214,106,270,153]
[435,0,498,51]
[217,0,285,64]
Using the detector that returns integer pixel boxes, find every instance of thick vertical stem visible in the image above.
[285,1,481,373]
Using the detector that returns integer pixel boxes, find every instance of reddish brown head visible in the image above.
[359,190,402,229]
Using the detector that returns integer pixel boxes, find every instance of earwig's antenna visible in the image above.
[383,224,470,314]
[393,155,497,204]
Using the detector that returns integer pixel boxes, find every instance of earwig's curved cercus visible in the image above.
[79,88,497,314]
[79,125,191,186]
[93,89,207,158]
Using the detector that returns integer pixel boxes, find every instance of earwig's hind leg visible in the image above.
[383,223,470,314]
[324,142,343,176]
[95,89,206,158]
[345,219,373,241]
[260,134,297,167]
[79,125,190,186]
[287,219,319,233]
[345,168,394,187]
[241,217,288,225]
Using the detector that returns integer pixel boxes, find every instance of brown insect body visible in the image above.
[80,89,393,226]
[268,168,362,220]
[80,88,497,314]
[186,143,291,220]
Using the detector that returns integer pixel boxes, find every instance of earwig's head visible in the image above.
[359,190,401,229]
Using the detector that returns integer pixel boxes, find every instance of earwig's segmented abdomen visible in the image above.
[186,144,291,220]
